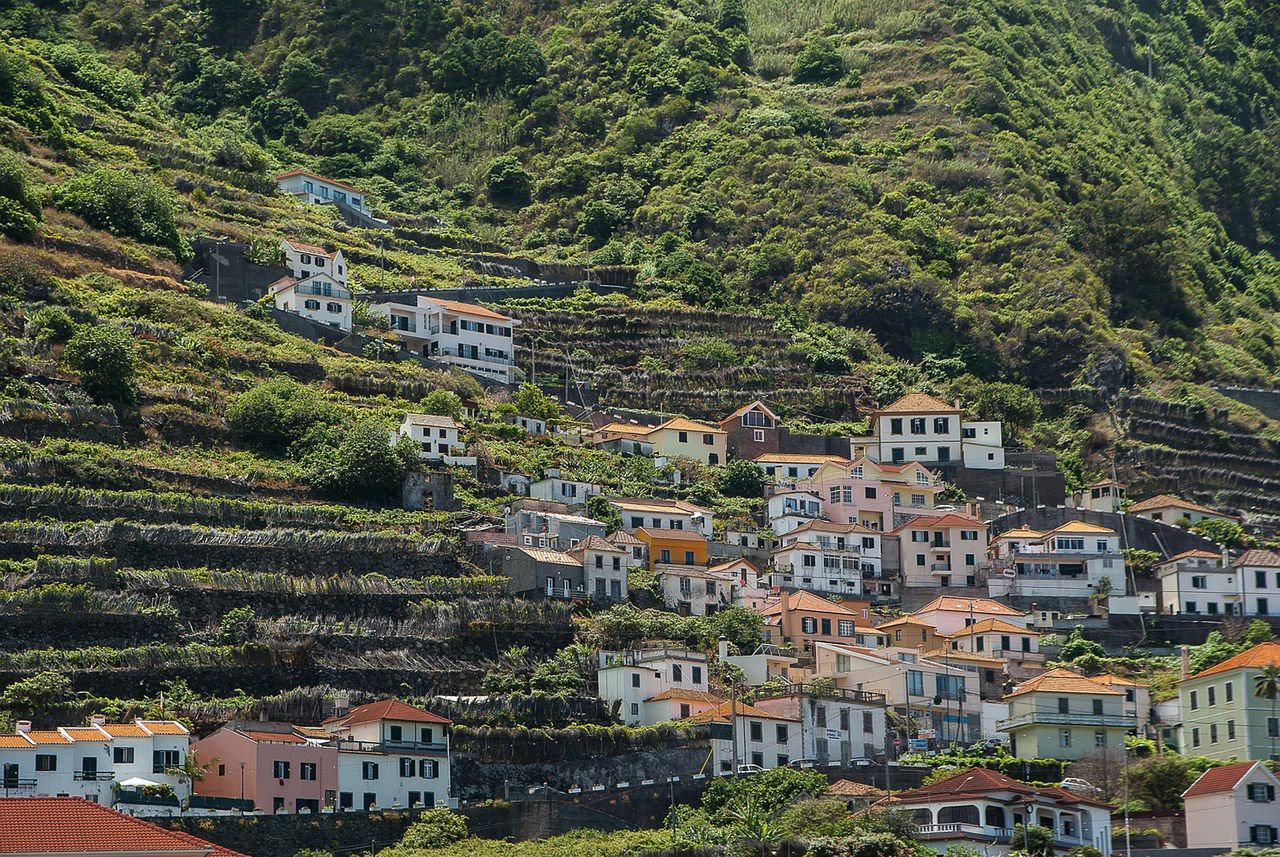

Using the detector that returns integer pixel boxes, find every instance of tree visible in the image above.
[1190,518,1243,547]
[792,36,843,84]
[396,808,468,848]
[484,155,532,206]
[1059,626,1104,661]
[701,766,827,816]
[1190,631,1246,674]
[226,379,343,456]
[510,383,563,424]
[52,169,187,258]
[714,459,766,498]
[1256,664,1280,762]
[277,52,327,114]
[1010,822,1055,857]
[1246,619,1276,646]
[64,324,137,405]
[0,150,42,241]
[1122,548,1162,575]
[420,389,464,420]
[585,495,623,531]
[306,420,417,503]
[0,671,72,711]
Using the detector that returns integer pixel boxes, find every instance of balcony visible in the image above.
[114,788,180,808]
[296,282,352,300]
[915,823,1083,848]
[997,711,1136,731]
[929,541,952,549]
[74,771,114,781]
[0,779,36,791]
[438,347,514,367]
[756,682,885,706]
[930,563,953,574]
[332,738,448,755]
[391,320,419,334]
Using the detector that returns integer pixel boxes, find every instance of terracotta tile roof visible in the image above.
[424,297,512,322]
[826,779,884,798]
[25,730,71,744]
[882,767,1106,809]
[60,727,109,742]
[1048,520,1116,535]
[1235,549,1280,569]
[512,546,580,565]
[636,527,707,543]
[1090,673,1146,689]
[783,520,878,538]
[873,393,960,415]
[292,725,332,740]
[0,735,33,748]
[101,723,149,738]
[752,453,851,465]
[1129,494,1229,517]
[139,721,189,735]
[684,700,800,724]
[609,497,709,515]
[921,649,1005,667]
[889,513,985,534]
[1182,761,1260,798]
[760,591,871,619]
[708,558,759,574]
[655,417,725,434]
[275,168,365,194]
[608,531,643,546]
[1190,640,1280,679]
[0,796,248,856]
[1159,549,1224,566]
[324,698,450,728]
[916,596,1025,617]
[566,535,627,555]
[267,275,297,293]
[1003,668,1121,699]
[282,238,338,258]
[876,615,935,629]
[237,729,307,744]
[992,526,1045,540]
[645,689,723,704]
[952,618,1038,636]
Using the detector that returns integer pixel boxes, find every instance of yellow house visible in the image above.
[997,668,1136,761]
[588,418,727,466]
[636,527,709,569]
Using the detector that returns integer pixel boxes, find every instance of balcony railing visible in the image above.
[0,779,36,790]
[756,682,885,706]
[915,823,1083,847]
[74,771,114,781]
[438,348,514,366]
[997,711,1136,730]
[296,282,352,300]
[332,738,448,755]
[114,788,180,807]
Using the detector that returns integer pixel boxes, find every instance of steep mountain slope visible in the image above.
[3,0,1280,389]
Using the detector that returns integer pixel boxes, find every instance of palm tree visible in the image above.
[1255,665,1280,761]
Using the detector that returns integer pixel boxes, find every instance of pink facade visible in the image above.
[797,475,896,530]
[193,726,338,814]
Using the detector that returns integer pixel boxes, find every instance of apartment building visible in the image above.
[192,722,338,814]
[997,669,1136,761]
[1156,550,1237,615]
[947,618,1045,679]
[752,683,887,764]
[687,701,802,773]
[768,521,880,598]
[851,393,1004,470]
[798,458,943,531]
[1178,641,1280,761]
[597,647,712,726]
[989,520,1125,600]
[607,497,713,537]
[1183,761,1280,848]
[322,699,452,811]
[893,513,988,588]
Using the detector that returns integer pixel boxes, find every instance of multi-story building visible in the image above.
[989,520,1125,600]
[596,647,711,726]
[1129,494,1237,527]
[851,393,1004,470]
[752,683,887,764]
[768,521,880,599]
[528,473,602,505]
[687,700,803,773]
[885,767,1114,856]
[1074,478,1125,512]
[192,721,338,814]
[719,400,782,460]
[369,297,518,384]
[947,619,1044,679]
[997,669,1136,761]
[499,546,585,599]
[607,497,713,537]
[656,564,734,615]
[0,718,190,811]
[1156,550,1237,615]
[504,503,607,550]
[281,239,348,287]
[1089,674,1153,736]
[798,458,943,530]
[752,453,853,484]
[396,414,473,465]
[913,596,1030,637]
[893,513,988,588]
[876,615,946,652]
[566,535,633,602]
[759,591,884,652]
[322,699,452,811]
[766,490,825,535]
[1177,641,1280,761]
[1236,549,1280,617]
[588,418,727,466]
[276,169,379,221]
[1182,760,1280,848]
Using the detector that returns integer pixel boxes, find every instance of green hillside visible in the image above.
[2,0,1280,389]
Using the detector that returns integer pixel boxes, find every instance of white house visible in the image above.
[947,618,1045,678]
[0,717,190,812]
[988,520,1125,599]
[275,170,380,220]
[1074,479,1125,512]
[850,392,1004,470]
[893,513,988,589]
[1182,760,1279,848]
[281,239,348,287]
[566,535,632,603]
[753,453,853,484]
[1235,549,1280,617]
[885,767,1114,856]
[769,521,879,598]
[270,272,352,330]
[396,413,473,465]
[752,682,887,764]
[656,565,735,616]
[510,414,546,436]
[686,700,803,774]
[607,497,713,537]
[1156,550,1238,616]
[597,648,711,726]
[766,490,825,535]
[528,474,601,505]
[370,297,518,385]
[1129,494,1237,527]
[912,595,1030,637]
[323,699,452,811]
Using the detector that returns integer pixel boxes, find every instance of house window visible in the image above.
[631,673,641,688]
[1247,783,1276,802]
[1060,730,1071,748]
[1210,723,1219,743]
[153,750,180,774]
[1208,686,1216,706]
[113,747,134,764]
[801,617,817,634]
[838,620,855,636]
[304,299,320,310]
[362,761,379,780]
[776,724,789,743]
[300,762,317,781]
[1228,720,1236,740]
[661,549,671,563]
[273,761,291,779]
[1252,827,1278,845]
[420,759,439,778]
[1192,727,1201,748]
[934,417,949,433]
[754,430,765,443]
[1190,691,1198,710]
[673,664,683,682]
[1095,731,1107,748]
[1093,699,1103,715]
[906,670,924,697]
[1058,697,1070,714]
[890,418,903,435]
[703,434,713,444]
[1226,681,1234,702]
[910,418,925,434]
[35,754,56,771]
[678,431,688,443]
[326,302,342,314]
[750,722,763,742]
[692,666,702,684]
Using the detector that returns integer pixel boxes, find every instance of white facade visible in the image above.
[657,566,734,616]
[1237,553,1280,617]
[704,706,803,774]
[512,415,546,435]
[529,477,602,504]
[1157,552,1238,616]
[0,719,189,811]
[961,420,1005,469]
[597,648,712,726]
[989,522,1125,600]
[850,395,1004,471]
[397,413,472,465]
[329,720,449,811]
[1075,480,1125,512]
[568,537,633,602]
[766,491,824,533]
[752,686,888,763]
[281,239,348,287]
[610,499,713,537]
[371,297,518,384]
[276,170,371,214]
[1184,762,1280,848]
[271,273,353,330]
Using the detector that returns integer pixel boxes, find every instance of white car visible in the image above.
[736,764,765,775]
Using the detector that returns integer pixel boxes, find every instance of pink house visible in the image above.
[191,721,338,814]
[797,458,941,532]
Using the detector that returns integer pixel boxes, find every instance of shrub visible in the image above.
[1190,517,1243,546]
[0,670,73,711]
[52,169,187,259]
[306,420,417,503]
[63,324,137,404]
[395,808,468,849]
[226,379,343,457]
[420,389,464,420]
[28,306,77,345]
[679,336,739,368]
[484,156,532,206]
[793,37,844,84]
[217,606,257,645]
[0,197,38,242]
[0,150,42,241]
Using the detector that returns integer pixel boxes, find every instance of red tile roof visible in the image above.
[1128,494,1230,517]
[424,297,511,322]
[826,779,884,798]
[1235,549,1280,569]
[916,596,1025,617]
[0,797,248,856]
[1003,668,1121,699]
[274,169,365,194]
[683,700,799,724]
[873,392,960,415]
[759,590,863,617]
[324,698,450,727]
[889,513,986,534]
[1190,640,1280,678]
[237,729,307,744]
[885,767,1109,808]
[282,238,338,258]
[645,689,723,704]
[1182,761,1259,798]
[140,721,190,735]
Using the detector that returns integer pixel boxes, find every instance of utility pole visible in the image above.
[1123,741,1132,857]
[730,680,739,775]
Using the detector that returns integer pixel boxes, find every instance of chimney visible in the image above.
[90,714,106,727]
[718,635,729,660]
[15,720,31,733]
[1181,645,1191,680]
[334,692,350,717]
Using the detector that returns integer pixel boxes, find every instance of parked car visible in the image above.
[787,759,818,769]
[736,764,765,775]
